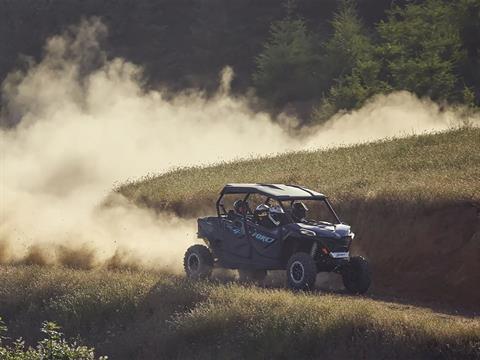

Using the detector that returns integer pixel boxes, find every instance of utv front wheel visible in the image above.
[184,244,214,280]
[342,256,371,294]
[286,252,317,291]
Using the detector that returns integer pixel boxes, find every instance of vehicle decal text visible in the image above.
[250,231,275,244]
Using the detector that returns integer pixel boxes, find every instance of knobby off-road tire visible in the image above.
[342,256,371,294]
[183,244,214,280]
[286,252,317,291]
[238,269,267,284]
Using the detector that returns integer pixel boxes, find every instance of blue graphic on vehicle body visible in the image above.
[250,231,275,244]
[225,222,275,244]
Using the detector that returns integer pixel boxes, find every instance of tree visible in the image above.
[456,0,480,105]
[377,0,467,103]
[321,0,373,83]
[253,4,319,105]
[313,0,385,122]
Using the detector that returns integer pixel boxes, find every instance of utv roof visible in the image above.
[221,183,326,200]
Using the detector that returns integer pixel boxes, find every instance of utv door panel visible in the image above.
[246,221,283,259]
[221,219,251,258]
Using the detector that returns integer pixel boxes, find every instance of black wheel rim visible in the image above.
[188,253,200,273]
[290,261,305,284]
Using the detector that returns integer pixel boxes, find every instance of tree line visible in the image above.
[0,0,478,125]
[255,0,480,123]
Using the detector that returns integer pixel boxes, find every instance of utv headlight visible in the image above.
[300,229,316,237]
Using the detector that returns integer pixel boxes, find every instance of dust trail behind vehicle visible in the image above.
[1,18,478,270]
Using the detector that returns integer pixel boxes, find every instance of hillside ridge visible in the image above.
[118,128,480,309]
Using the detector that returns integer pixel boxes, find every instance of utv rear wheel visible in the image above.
[342,256,371,294]
[286,252,317,291]
[184,244,214,280]
[238,269,267,284]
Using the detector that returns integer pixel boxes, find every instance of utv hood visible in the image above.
[292,222,352,239]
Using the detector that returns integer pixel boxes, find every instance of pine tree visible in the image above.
[377,0,467,103]
[313,0,384,122]
[253,3,319,105]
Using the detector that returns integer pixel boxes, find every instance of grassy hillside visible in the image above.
[119,128,480,215]
[1,266,479,359]
[118,128,480,309]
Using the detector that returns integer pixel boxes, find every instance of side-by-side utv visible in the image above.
[184,183,371,293]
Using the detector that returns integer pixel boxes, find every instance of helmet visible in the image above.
[254,204,270,221]
[268,205,285,226]
[292,202,308,222]
[234,200,248,215]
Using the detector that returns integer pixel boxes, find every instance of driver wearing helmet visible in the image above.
[255,204,285,228]
[291,201,308,223]
[268,205,285,227]
[254,204,270,226]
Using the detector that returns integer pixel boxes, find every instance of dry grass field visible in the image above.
[0,266,479,359]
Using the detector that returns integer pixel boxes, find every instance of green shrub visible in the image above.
[0,317,106,360]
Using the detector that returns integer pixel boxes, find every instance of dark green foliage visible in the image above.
[253,14,320,105]
[322,0,374,84]
[0,1,389,96]
[377,0,467,103]
[0,318,105,359]
[1,0,479,124]
[314,0,387,122]
[456,0,480,105]
[310,0,480,123]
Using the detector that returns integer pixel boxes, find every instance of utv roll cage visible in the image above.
[215,183,342,224]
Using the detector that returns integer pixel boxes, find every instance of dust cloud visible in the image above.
[0,19,478,271]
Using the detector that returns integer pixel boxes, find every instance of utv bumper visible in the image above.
[316,255,350,272]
